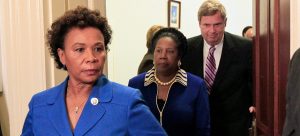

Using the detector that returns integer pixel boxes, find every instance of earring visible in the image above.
[63,65,67,70]
[178,60,181,69]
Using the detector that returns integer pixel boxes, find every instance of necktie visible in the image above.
[204,47,216,94]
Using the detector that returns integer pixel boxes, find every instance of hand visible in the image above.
[249,106,256,113]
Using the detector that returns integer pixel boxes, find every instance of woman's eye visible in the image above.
[168,50,174,53]
[155,49,161,53]
[75,48,84,52]
[95,47,104,52]
[167,49,175,54]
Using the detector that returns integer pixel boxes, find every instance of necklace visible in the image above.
[155,84,173,125]
[154,72,177,86]
[73,97,88,114]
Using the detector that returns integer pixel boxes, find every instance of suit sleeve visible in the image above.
[248,41,253,106]
[195,81,211,136]
[127,89,167,136]
[21,97,34,136]
[282,49,300,136]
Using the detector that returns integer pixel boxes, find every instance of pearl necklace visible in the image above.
[154,73,176,86]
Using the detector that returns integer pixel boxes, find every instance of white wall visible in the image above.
[106,0,168,84]
[106,0,253,85]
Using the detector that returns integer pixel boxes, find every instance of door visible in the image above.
[254,0,290,135]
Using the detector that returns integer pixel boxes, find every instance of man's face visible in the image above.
[199,11,226,46]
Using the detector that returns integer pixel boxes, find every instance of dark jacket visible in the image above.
[138,51,154,74]
[282,48,300,136]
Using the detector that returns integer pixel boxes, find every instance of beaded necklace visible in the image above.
[154,72,176,86]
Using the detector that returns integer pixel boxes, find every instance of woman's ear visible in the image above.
[57,48,65,65]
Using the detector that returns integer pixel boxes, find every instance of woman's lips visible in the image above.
[84,69,99,75]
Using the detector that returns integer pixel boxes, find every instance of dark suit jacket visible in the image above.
[21,76,166,136]
[138,51,154,74]
[0,124,2,136]
[282,48,300,136]
[181,32,253,136]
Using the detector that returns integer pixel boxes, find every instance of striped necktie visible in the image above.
[204,47,216,94]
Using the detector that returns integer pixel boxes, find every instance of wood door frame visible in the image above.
[254,0,290,135]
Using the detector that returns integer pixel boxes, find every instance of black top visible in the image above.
[157,99,165,111]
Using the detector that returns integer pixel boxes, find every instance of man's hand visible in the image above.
[249,106,256,113]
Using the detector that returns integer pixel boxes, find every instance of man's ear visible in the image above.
[57,48,65,65]
[224,18,227,27]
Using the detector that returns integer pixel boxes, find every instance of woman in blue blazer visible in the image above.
[21,7,166,136]
[129,28,210,136]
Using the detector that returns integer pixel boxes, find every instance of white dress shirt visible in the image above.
[203,38,224,77]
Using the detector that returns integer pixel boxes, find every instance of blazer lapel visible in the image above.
[198,37,204,78]
[47,80,73,136]
[213,33,234,89]
[74,76,112,136]
[192,36,204,78]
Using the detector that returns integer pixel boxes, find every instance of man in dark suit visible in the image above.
[181,1,253,136]
[282,48,300,136]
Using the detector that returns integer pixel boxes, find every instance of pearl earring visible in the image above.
[178,60,181,69]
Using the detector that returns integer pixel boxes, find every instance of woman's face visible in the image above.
[154,36,180,75]
[58,27,106,84]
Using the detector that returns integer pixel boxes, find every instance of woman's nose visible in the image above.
[86,50,98,63]
[160,50,167,58]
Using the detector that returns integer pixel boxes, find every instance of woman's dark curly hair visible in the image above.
[149,27,187,59]
[47,6,112,70]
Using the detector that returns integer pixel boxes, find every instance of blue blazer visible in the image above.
[128,72,210,136]
[21,76,166,136]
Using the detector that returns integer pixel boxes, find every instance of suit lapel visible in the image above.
[74,76,112,135]
[47,80,73,136]
[191,36,204,78]
[198,37,204,78]
[213,33,234,90]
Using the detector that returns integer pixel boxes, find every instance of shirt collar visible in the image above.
[144,67,187,87]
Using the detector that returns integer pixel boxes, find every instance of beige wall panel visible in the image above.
[67,0,88,9]
[0,0,46,135]
[92,0,106,16]
[291,0,300,57]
